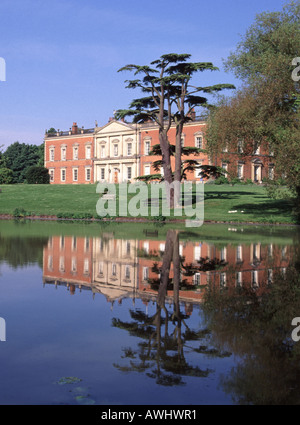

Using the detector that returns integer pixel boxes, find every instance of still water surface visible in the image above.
[0,220,299,405]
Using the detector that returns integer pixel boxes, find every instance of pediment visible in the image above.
[95,120,135,135]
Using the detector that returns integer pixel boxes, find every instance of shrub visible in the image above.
[13,208,30,218]
[0,168,14,184]
[229,177,242,186]
[214,176,229,185]
[25,166,50,184]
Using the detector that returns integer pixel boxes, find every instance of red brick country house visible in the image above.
[44,117,275,184]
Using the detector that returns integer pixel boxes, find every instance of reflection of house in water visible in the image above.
[43,235,93,290]
[43,235,139,305]
[92,235,139,304]
[43,235,292,310]
[137,239,291,300]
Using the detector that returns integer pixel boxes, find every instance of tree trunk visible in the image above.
[174,121,184,208]
[157,230,176,308]
[159,131,174,208]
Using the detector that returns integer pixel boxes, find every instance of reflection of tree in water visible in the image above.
[203,233,300,405]
[0,235,48,268]
[113,230,231,387]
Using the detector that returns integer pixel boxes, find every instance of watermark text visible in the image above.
[0,318,6,342]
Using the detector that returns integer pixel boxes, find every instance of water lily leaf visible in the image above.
[72,386,90,396]
[56,376,82,385]
[75,395,96,405]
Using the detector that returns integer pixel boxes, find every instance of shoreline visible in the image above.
[0,213,298,227]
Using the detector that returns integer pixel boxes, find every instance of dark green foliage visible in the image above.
[0,167,13,184]
[47,127,56,135]
[56,212,93,220]
[4,142,44,183]
[25,166,50,184]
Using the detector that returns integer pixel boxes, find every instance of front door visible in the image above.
[114,170,118,183]
[254,165,260,182]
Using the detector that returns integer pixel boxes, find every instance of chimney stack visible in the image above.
[188,108,196,121]
[71,122,78,135]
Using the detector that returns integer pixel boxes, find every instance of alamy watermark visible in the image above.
[96,181,204,228]
[292,57,300,82]
[0,318,6,342]
[0,57,6,82]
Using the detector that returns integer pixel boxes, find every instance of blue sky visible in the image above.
[0,0,289,148]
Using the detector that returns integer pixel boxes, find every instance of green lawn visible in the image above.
[0,183,297,224]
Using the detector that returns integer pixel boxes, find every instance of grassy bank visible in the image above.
[0,183,297,225]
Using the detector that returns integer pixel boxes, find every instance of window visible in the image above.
[60,236,65,250]
[85,238,90,252]
[61,168,66,182]
[127,143,132,156]
[113,144,118,157]
[159,243,165,253]
[99,239,104,252]
[112,263,117,276]
[144,165,150,175]
[253,243,261,262]
[48,255,53,271]
[194,246,201,261]
[71,258,77,273]
[195,136,203,149]
[195,163,203,179]
[127,167,132,180]
[143,267,149,281]
[220,273,226,287]
[72,237,77,251]
[49,169,54,182]
[194,273,201,286]
[125,265,130,279]
[220,247,227,262]
[236,272,243,287]
[84,259,89,275]
[253,143,260,155]
[268,269,273,285]
[61,147,66,160]
[236,245,243,262]
[73,168,78,182]
[100,145,105,158]
[251,271,259,288]
[59,256,65,273]
[222,144,228,153]
[73,147,78,160]
[221,163,228,172]
[101,168,105,180]
[50,148,55,161]
[268,244,273,258]
[98,262,104,275]
[237,140,244,153]
[86,145,91,159]
[268,165,274,180]
[143,241,149,254]
[237,163,244,179]
[86,168,91,181]
[282,246,287,260]
[145,141,151,155]
[126,241,131,255]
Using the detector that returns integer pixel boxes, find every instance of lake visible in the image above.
[0,219,299,405]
